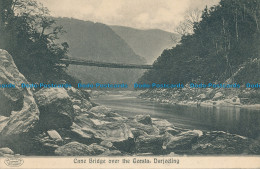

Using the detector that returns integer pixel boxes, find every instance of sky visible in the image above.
[37,0,220,32]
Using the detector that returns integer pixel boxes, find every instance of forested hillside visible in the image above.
[110,26,180,64]
[139,0,260,85]
[55,18,146,87]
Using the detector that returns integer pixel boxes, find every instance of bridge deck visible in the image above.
[60,59,153,69]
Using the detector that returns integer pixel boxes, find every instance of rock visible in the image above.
[33,132,62,155]
[105,112,121,117]
[73,114,132,141]
[0,50,39,151]
[193,130,203,137]
[86,112,102,119]
[47,130,63,141]
[127,120,160,136]
[55,142,108,156]
[55,142,91,156]
[72,114,98,127]
[197,94,207,100]
[205,88,216,99]
[34,88,74,130]
[135,115,152,125]
[152,118,173,128]
[67,87,90,101]
[100,141,113,148]
[151,118,174,134]
[67,87,92,111]
[0,116,9,132]
[90,119,110,126]
[131,128,148,138]
[192,131,257,154]
[70,122,96,143]
[73,105,81,116]
[42,143,59,154]
[89,106,111,114]
[95,122,134,152]
[231,96,240,103]
[212,92,224,100]
[165,130,202,153]
[105,116,128,122]
[87,143,108,155]
[72,114,134,152]
[133,123,160,136]
[0,147,14,156]
[165,127,181,135]
[135,135,165,154]
[249,140,260,154]
[100,150,122,156]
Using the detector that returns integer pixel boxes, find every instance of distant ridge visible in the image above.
[110,25,180,64]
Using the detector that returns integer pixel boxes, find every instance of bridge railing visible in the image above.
[60,58,154,69]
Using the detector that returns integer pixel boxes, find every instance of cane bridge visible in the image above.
[60,58,154,69]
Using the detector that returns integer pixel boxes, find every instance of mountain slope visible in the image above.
[110,26,180,64]
[54,18,146,87]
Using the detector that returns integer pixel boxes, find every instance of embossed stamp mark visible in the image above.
[4,157,24,167]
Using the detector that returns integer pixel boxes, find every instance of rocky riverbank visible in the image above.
[139,86,260,109]
[0,49,260,157]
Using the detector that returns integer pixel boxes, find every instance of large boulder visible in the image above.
[165,130,203,154]
[135,115,152,125]
[70,117,99,143]
[135,135,165,154]
[54,141,108,156]
[71,114,134,152]
[165,127,181,136]
[33,132,61,155]
[151,118,175,134]
[192,131,259,154]
[96,122,134,152]
[100,150,122,156]
[127,119,160,137]
[87,143,108,155]
[100,140,113,148]
[0,147,14,156]
[196,94,207,100]
[0,116,9,132]
[55,141,91,156]
[0,50,39,150]
[47,130,63,141]
[212,92,224,101]
[66,87,92,114]
[34,88,74,130]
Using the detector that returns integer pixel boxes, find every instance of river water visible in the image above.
[92,92,260,139]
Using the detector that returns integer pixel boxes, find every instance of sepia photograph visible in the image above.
[0,0,260,168]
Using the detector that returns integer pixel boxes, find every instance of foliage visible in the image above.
[0,0,73,83]
[175,8,201,36]
[139,0,260,84]
[234,58,260,84]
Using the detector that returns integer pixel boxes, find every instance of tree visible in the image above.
[140,0,260,85]
[175,8,202,36]
[0,0,71,83]
[0,0,13,49]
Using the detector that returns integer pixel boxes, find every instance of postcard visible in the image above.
[0,0,259,168]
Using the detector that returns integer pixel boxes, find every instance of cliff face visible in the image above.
[0,49,40,153]
[0,50,259,156]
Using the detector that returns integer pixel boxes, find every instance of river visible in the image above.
[92,92,260,139]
